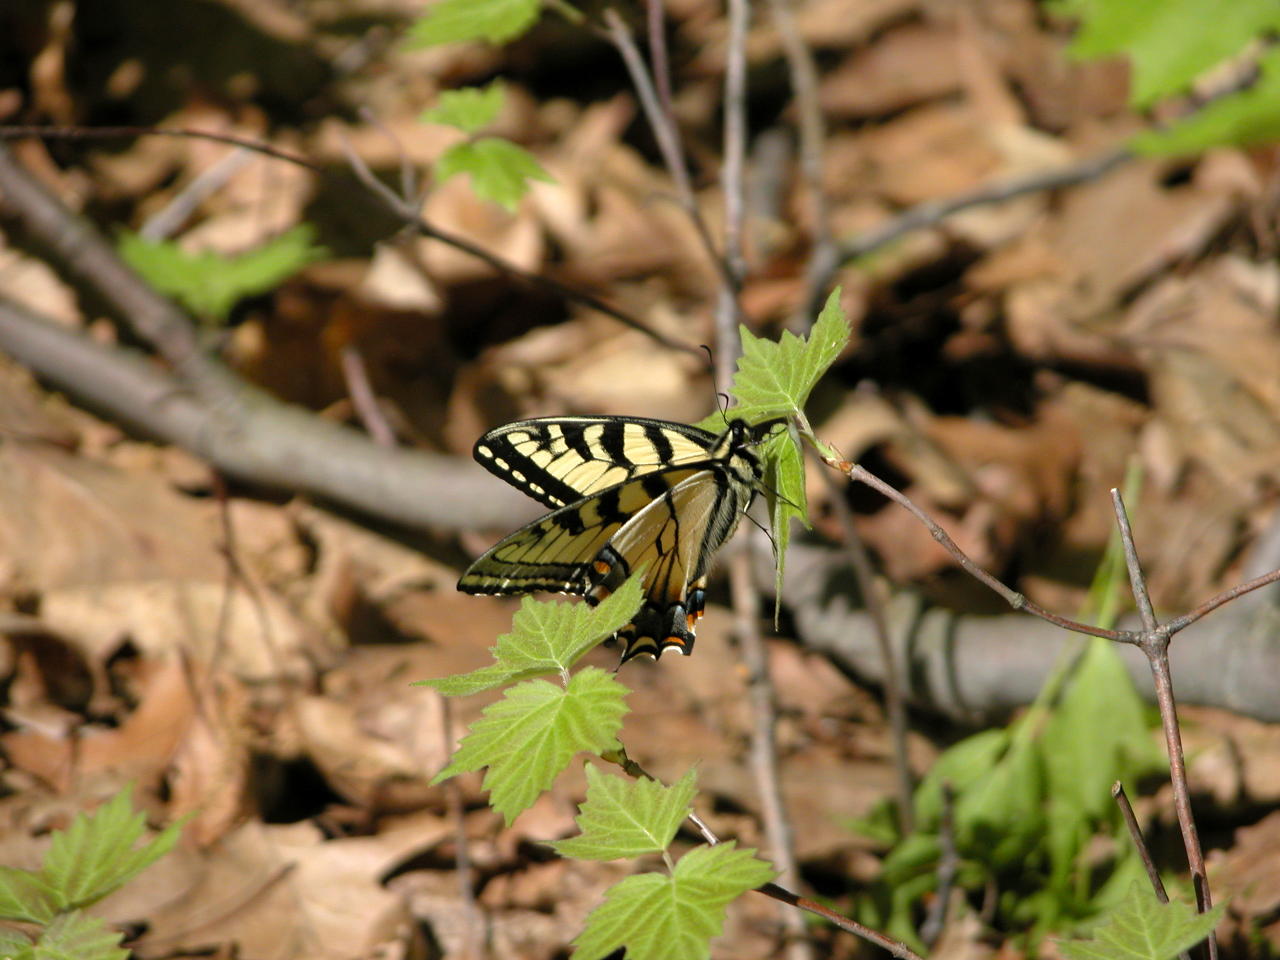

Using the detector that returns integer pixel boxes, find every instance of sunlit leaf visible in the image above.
[550,766,697,861]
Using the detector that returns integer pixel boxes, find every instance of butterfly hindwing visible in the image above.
[457,468,705,597]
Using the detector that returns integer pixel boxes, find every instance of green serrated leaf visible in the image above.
[549,766,697,861]
[31,912,127,960]
[726,287,850,424]
[1132,46,1280,156]
[432,668,628,824]
[40,786,182,910]
[118,225,326,322]
[1057,883,1225,960]
[0,926,34,960]
[417,574,645,694]
[422,82,505,134]
[572,841,776,960]
[405,0,543,47]
[0,866,60,924]
[1042,638,1167,822]
[762,425,806,617]
[1068,0,1280,108]
[435,137,554,211]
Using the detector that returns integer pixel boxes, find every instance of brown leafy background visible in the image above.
[1,0,1279,957]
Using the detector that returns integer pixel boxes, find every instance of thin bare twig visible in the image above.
[836,456,1136,642]
[598,9,742,312]
[1110,491,1217,960]
[829,147,1132,271]
[0,124,324,171]
[0,142,229,402]
[766,0,836,329]
[335,132,706,361]
[920,781,958,947]
[716,0,751,390]
[1163,566,1280,633]
[140,147,255,241]
[730,546,813,960]
[1111,781,1169,904]
[819,462,914,834]
[339,345,397,448]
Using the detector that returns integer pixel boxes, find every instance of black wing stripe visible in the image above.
[600,420,631,465]
[643,422,675,464]
[472,416,722,509]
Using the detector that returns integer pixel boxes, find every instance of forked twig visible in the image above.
[1110,491,1217,960]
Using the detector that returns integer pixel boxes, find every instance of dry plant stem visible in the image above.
[819,463,914,832]
[830,455,1153,642]
[598,10,741,312]
[339,345,397,447]
[140,146,254,240]
[766,0,835,328]
[615,754,925,960]
[729,549,814,960]
[0,126,700,360]
[715,0,751,389]
[920,781,958,947]
[441,695,487,960]
[645,0,680,179]
[1110,490,1216,960]
[832,147,1131,269]
[0,124,323,172]
[1111,781,1169,904]
[1163,565,1280,632]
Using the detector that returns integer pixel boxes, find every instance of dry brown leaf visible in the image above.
[295,693,437,813]
[1209,810,1280,921]
[0,443,223,594]
[40,578,326,682]
[820,25,964,118]
[2,656,194,793]
[168,671,253,846]
[856,104,1005,206]
[419,176,546,283]
[107,820,429,960]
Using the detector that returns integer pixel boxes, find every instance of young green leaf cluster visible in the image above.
[1061,0,1280,155]
[405,0,544,47]
[854,638,1169,950]
[552,767,776,960]
[420,573,646,824]
[421,81,554,212]
[117,225,326,323]
[0,786,182,960]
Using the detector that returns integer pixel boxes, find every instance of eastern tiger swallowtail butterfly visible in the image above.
[457,415,780,662]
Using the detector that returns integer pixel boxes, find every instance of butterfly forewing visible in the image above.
[472,416,720,508]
